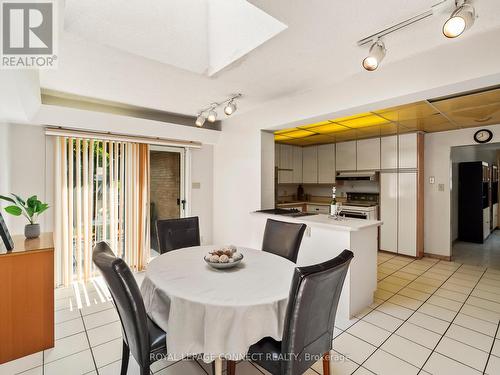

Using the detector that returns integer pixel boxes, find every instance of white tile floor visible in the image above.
[1,253,500,375]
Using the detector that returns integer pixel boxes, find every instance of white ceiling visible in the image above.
[40,0,500,124]
[64,0,286,76]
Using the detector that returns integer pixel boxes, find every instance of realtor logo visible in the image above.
[1,0,57,68]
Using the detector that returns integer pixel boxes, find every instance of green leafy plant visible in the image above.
[0,194,49,224]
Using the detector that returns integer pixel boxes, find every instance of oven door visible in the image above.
[338,210,368,219]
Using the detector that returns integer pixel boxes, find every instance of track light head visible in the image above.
[207,107,217,123]
[362,39,386,71]
[443,1,476,38]
[224,100,237,116]
[195,114,206,127]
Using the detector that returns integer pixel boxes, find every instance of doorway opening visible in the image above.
[150,146,186,258]
[450,143,500,268]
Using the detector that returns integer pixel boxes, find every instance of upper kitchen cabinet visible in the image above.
[302,146,318,183]
[336,141,356,171]
[279,144,293,170]
[381,136,398,170]
[356,138,380,170]
[317,143,335,183]
[292,146,303,183]
[398,133,418,169]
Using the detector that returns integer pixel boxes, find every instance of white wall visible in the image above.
[261,132,275,209]
[425,124,500,257]
[0,123,11,228]
[190,144,214,245]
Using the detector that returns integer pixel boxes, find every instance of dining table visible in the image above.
[140,245,296,374]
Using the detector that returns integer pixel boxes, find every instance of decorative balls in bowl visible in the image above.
[204,245,243,269]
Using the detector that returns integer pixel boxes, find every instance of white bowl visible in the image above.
[204,254,244,269]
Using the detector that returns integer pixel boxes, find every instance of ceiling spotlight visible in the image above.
[443,1,476,38]
[362,39,386,71]
[207,107,217,123]
[195,114,206,127]
[224,100,237,116]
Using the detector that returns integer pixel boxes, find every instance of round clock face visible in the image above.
[474,129,493,143]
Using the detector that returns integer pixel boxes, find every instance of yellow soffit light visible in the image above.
[274,134,294,141]
[338,115,390,128]
[305,123,350,134]
[279,129,317,138]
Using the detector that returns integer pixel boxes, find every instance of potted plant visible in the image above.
[0,194,49,239]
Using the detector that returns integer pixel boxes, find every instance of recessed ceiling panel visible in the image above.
[431,89,500,113]
[445,103,500,127]
[304,123,350,134]
[375,101,438,122]
[337,114,390,128]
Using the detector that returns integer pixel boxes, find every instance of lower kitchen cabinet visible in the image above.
[380,172,418,257]
[306,204,330,214]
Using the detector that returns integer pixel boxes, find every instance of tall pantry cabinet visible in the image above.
[379,133,424,258]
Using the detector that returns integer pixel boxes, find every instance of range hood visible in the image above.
[336,172,378,181]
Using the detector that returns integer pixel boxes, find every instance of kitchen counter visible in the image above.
[251,211,382,232]
[250,211,381,324]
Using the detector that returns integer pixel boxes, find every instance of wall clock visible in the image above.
[473,129,493,144]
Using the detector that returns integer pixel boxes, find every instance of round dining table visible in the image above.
[140,245,296,372]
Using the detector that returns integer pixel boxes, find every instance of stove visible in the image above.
[339,192,379,220]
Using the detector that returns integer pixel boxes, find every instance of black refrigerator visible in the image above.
[458,161,490,243]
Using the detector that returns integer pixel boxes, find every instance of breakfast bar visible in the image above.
[250,212,382,326]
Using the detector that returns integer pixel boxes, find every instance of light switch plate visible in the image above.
[192,182,201,189]
[438,183,445,192]
[429,176,435,184]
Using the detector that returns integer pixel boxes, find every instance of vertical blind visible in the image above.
[54,137,150,285]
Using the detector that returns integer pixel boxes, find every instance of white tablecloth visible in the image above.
[140,246,295,362]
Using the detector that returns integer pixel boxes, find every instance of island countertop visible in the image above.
[251,211,382,231]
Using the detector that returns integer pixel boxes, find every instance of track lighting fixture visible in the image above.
[443,0,476,38]
[224,100,237,116]
[362,39,386,71]
[195,114,206,127]
[194,93,242,127]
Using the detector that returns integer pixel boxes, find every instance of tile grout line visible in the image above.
[416,266,489,374]
[351,259,467,372]
[79,308,100,374]
[483,320,500,374]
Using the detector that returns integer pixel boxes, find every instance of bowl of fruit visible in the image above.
[204,245,244,269]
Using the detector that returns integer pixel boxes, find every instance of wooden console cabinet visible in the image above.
[0,233,54,364]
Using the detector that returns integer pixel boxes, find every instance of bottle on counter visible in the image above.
[330,186,337,216]
[297,184,304,201]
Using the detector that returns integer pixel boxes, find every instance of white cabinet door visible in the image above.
[336,141,356,171]
[399,133,418,169]
[302,146,318,183]
[381,136,397,170]
[317,144,335,183]
[357,138,380,170]
[483,208,491,240]
[292,146,303,183]
[278,145,293,183]
[380,173,398,253]
[398,173,417,257]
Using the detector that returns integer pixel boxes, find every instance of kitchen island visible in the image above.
[250,212,382,326]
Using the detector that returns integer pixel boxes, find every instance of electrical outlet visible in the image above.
[438,183,445,192]
[305,226,311,237]
[429,176,435,184]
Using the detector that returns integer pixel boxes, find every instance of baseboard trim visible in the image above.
[423,252,451,261]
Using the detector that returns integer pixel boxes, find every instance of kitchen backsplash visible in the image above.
[277,180,379,201]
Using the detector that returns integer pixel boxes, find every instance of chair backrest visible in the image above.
[92,242,150,368]
[281,250,354,375]
[156,216,201,253]
[262,219,306,263]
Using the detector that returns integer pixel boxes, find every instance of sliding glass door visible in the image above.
[149,146,186,256]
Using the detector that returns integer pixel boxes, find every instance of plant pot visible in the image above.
[25,224,40,239]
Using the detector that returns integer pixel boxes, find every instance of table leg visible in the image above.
[214,358,223,375]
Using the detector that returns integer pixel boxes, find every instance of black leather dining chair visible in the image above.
[246,250,354,375]
[262,219,307,263]
[156,216,201,254]
[92,242,167,375]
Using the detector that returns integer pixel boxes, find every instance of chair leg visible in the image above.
[120,340,130,375]
[140,366,150,375]
[227,360,236,375]
[322,352,330,375]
